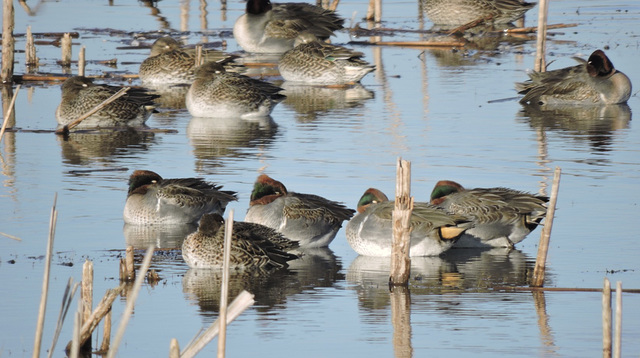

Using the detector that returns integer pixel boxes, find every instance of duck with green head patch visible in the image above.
[346,188,473,257]
[244,174,355,248]
[123,170,237,225]
[430,180,548,248]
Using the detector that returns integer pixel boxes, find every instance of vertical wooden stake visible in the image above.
[534,0,549,72]
[614,281,622,358]
[218,209,234,358]
[374,0,382,23]
[61,33,72,67]
[531,166,561,287]
[390,158,413,286]
[78,46,86,76]
[25,25,38,67]
[603,278,612,358]
[1,0,15,84]
[32,194,58,358]
[81,260,93,352]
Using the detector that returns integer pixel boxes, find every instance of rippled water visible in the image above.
[1,0,639,357]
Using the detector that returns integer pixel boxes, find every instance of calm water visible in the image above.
[1,0,639,357]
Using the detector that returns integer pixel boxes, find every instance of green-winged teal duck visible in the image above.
[278,33,375,85]
[182,213,300,270]
[244,174,355,248]
[424,0,535,26]
[233,0,344,54]
[516,49,632,105]
[123,170,237,225]
[139,37,238,86]
[56,76,158,128]
[346,188,472,257]
[186,62,285,118]
[430,180,548,248]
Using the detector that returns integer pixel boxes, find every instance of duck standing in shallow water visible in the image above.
[430,180,548,248]
[516,50,632,105]
[139,37,237,86]
[55,76,159,128]
[123,170,237,225]
[346,188,472,257]
[278,33,375,85]
[182,213,300,270]
[423,0,535,27]
[233,0,344,54]
[244,174,355,248]
[186,62,286,118]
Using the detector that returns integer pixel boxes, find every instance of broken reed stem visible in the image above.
[78,46,86,76]
[48,278,79,358]
[81,260,93,352]
[603,278,612,358]
[100,308,112,352]
[26,25,38,67]
[70,300,82,358]
[169,338,180,358]
[180,290,255,358]
[534,0,550,72]
[365,0,375,21]
[218,209,234,358]
[390,158,413,287]
[369,40,466,48]
[504,23,578,34]
[614,281,622,358]
[329,0,340,12]
[64,284,125,353]
[32,193,58,358]
[0,231,22,241]
[447,14,493,35]
[195,44,203,67]
[0,84,21,144]
[126,245,135,280]
[492,286,640,293]
[56,86,130,134]
[106,246,155,358]
[61,33,72,67]
[1,0,15,84]
[531,166,561,287]
[374,0,381,23]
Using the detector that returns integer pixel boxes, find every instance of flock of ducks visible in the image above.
[54,0,633,271]
[124,170,549,269]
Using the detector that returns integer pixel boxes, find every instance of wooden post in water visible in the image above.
[100,308,112,352]
[603,278,612,358]
[530,166,561,287]
[195,44,203,67]
[25,26,38,68]
[119,245,136,281]
[78,46,86,76]
[218,209,234,358]
[614,281,622,358]
[534,0,549,72]
[61,33,72,67]
[81,260,93,352]
[389,158,413,287]
[1,0,15,84]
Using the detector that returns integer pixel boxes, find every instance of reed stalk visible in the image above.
[48,278,79,358]
[603,278,612,358]
[56,87,130,134]
[0,84,20,144]
[218,209,234,358]
[531,166,561,287]
[614,281,622,358]
[1,0,15,84]
[534,0,549,71]
[106,246,155,358]
[32,194,58,358]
